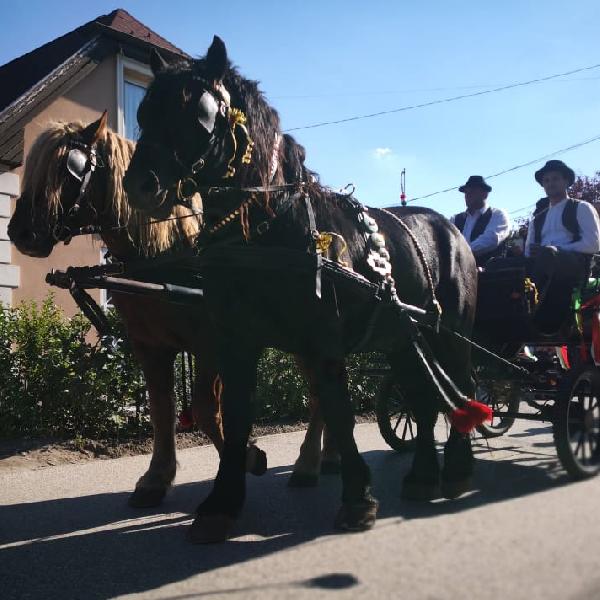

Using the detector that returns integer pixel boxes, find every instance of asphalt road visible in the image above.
[1,419,600,600]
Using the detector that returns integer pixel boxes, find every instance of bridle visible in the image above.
[148,80,304,243]
[52,140,100,244]
[49,135,204,247]
[165,81,255,209]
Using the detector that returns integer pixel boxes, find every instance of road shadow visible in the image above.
[0,429,578,599]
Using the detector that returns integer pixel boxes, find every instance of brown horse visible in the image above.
[7,114,339,507]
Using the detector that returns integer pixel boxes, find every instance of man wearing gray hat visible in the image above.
[451,175,510,266]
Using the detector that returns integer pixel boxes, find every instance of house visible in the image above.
[0,9,188,312]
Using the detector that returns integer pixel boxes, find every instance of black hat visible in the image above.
[459,175,492,193]
[534,160,575,186]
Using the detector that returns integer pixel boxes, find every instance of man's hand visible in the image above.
[530,244,558,258]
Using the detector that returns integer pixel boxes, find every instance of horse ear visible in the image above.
[81,111,108,144]
[150,48,168,76]
[93,111,108,143]
[204,35,228,83]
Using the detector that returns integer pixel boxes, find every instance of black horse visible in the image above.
[123,37,479,543]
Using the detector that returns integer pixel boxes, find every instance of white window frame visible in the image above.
[116,54,153,138]
[99,246,111,309]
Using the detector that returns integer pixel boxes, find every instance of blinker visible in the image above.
[197,91,219,133]
[66,148,89,181]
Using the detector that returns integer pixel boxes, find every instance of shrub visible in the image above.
[254,349,383,421]
[0,297,146,438]
[0,296,383,439]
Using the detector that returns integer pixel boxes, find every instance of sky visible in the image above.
[1,0,600,222]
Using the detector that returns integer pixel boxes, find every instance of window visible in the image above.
[124,81,146,141]
[117,55,152,141]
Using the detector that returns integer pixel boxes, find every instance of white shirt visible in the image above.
[451,206,510,256]
[524,198,600,257]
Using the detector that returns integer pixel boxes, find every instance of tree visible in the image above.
[571,171,600,205]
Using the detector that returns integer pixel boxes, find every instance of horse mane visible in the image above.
[22,121,201,256]
[219,69,330,206]
[221,65,284,188]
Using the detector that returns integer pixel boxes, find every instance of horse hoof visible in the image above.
[288,471,319,487]
[401,480,441,501]
[334,498,379,532]
[246,445,268,476]
[188,514,235,544]
[320,460,341,475]
[441,478,472,500]
[128,486,167,508]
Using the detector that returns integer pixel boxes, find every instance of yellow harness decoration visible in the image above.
[315,231,349,267]
[524,277,539,306]
[224,108,254,178]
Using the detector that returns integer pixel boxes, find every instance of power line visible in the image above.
[272,75,600,101]
[284,62,600,132]
[392,133,600,206]
[508,203,536,216]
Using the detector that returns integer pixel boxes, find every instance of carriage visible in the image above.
[375,262,600,480]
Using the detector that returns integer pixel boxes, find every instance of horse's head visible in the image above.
[124,36,255,221]
[8,114,109,257]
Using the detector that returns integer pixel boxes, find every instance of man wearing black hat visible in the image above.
[524,160,600,331]
[451,175,509,266]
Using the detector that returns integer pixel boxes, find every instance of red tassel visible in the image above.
[449,400,493,434]
[178,409,194,431]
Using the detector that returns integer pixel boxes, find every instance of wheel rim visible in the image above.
[476,384,512,429]
[388,384,416,443]
[567,374,600,469]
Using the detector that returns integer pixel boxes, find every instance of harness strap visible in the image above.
[304,192,322,298]
[377,207,443,330]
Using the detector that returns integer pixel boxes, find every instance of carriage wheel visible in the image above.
[376,373,417,452]
[474,379,519,438]
[554,365,600,480]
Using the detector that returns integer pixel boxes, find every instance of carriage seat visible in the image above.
[476,266,536,321]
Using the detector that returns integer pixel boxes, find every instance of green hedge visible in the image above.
[0,297,382,439]
[0,297,146,438]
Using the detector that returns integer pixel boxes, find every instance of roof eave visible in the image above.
[0,36,104,127]
[93,23,191,61]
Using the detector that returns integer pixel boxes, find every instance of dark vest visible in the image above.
[454,208,502,266]
[532,197,581,244]
[454,207,493,242]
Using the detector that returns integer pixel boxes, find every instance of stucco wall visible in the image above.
[9,55,118,315]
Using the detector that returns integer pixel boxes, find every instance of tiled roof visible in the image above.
[96,8,186,56]
[0,8,188,114]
